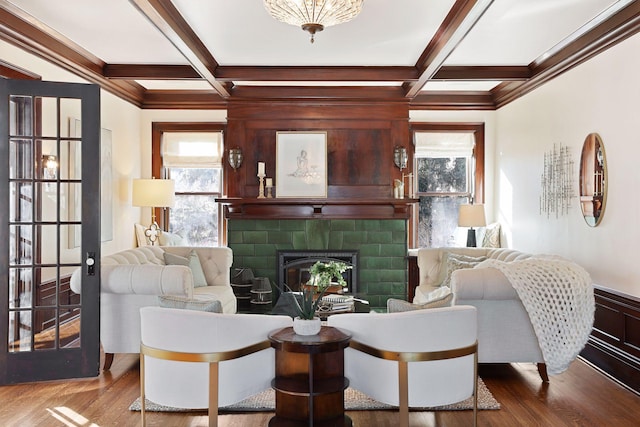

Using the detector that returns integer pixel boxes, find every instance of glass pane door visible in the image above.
[1,78,101,384]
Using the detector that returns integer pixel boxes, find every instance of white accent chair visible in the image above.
[70,246,236,370]
[412,247,548,381]
[139,306,292,427]
[328,306,478,427]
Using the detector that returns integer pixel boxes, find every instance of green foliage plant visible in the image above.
[287,260,352,320]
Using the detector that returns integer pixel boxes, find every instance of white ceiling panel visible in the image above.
[8,0,188,64]
[445,0,620,65]
[172,0,457,66]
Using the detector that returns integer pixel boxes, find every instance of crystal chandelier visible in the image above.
[264,0,364,43]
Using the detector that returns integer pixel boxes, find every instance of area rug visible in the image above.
[129,378,499,412]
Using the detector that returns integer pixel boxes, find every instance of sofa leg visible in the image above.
[537,363,549,382]
[103,353,114,371]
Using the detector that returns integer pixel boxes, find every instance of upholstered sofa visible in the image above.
[412,247,549,381]
[71,246,236,369]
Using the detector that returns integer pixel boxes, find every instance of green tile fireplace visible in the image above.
[227,219,408,309]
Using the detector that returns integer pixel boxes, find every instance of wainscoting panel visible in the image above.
[580,285,640,394]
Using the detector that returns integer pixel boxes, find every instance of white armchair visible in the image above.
[139,307,292,427]
[328,306,478,427]
[70,246,237,370]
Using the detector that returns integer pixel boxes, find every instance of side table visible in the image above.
[268,326,352,427]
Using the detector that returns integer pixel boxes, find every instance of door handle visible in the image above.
[86,252,96,276]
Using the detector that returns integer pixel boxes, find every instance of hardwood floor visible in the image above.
[0,351,638,426]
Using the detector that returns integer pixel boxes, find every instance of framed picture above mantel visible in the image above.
[276,131,327,198]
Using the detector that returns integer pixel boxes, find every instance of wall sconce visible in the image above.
[42,155,58,180]
[228,148,243,170]
[393,146,407,170]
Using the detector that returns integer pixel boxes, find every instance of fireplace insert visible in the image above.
[276,250,359,294]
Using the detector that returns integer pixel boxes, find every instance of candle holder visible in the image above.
[257,173,266,199]
[266,185,274,198]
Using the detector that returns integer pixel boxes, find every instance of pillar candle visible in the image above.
[258,162,265,175]
[265,178,273,187]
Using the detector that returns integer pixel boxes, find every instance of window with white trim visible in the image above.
[414,131,476,248]
[161,131,223,246]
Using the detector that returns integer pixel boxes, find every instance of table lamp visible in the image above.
[458,203,486,247]
[132,178,175,245]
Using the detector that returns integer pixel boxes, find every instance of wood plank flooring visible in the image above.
[0,351,638,426]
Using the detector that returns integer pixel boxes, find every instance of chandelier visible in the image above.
[264,0,364,43]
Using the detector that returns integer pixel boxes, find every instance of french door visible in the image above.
[0,78,101,384]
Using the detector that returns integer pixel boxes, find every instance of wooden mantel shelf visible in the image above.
[216,197,418,220]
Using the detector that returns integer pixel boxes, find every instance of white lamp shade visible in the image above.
[458,204,486,227]
[132,179,175,208]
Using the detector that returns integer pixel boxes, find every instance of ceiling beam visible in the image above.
[410,91,495,110]
[104,64,201,79]
[215,66,418,83]
[433,66,531,81]
[404,0,494,98]
[229,85,407,101]
[142,90,226,109]
[0,59,41,80]
[130,0,231,98]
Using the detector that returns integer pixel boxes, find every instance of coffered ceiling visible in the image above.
[1,0,639,109]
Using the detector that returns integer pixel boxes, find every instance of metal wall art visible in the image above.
[540,143,574,218]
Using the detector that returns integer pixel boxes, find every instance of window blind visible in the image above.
[161,132,223,168]
[414,132,474,158]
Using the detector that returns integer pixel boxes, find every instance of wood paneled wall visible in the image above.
[224,100,411,199]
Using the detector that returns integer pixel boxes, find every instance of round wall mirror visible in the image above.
[579,133,607,226]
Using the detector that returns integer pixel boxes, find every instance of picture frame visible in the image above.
[67,118,113,247]
[276,131,327,198]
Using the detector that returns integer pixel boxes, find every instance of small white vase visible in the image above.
[293,317,322,335]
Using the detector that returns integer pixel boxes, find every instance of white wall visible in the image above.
[495,32,640,298]
[1,40,142,255]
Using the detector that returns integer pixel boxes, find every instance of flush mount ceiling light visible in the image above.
[264,0,364,43]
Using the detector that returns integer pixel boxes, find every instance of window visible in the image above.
[161,131,223,246]
[412,125,484,248]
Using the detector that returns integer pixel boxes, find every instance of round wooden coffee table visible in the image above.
[268,326,352,427]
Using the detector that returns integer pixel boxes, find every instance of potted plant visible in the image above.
[291,260,352,335]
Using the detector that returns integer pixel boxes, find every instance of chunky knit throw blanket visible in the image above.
[478,257,594,375]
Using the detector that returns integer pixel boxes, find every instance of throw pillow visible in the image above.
[158,230,185,246]
[158,295,222,313]
[442,255,480,287]
[387,292,453,312]
[447,253,487,263]
[163,250,208,288]
[481,222,501,248]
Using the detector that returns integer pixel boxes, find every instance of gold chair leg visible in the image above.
[140,354,146,427]
[473,351,478,427]
[399,360,409,427]
[209,362,219,427]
